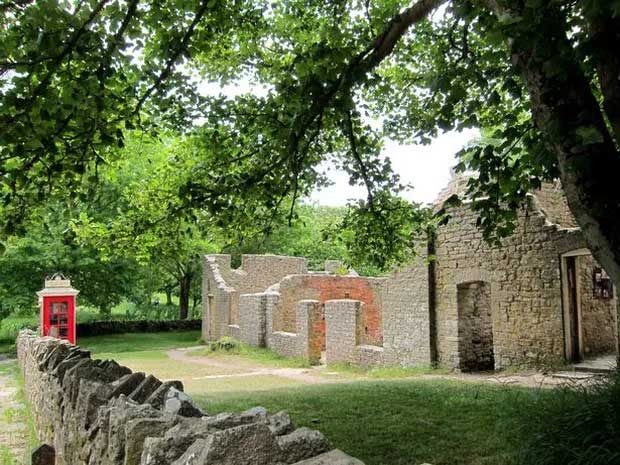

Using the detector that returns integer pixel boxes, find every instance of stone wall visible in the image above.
[380,252,431,366]
[324,300,361,365]
[434,196,586,369]
[532,182,578,228]
[200,177,614,371]
[207,252,434,369]
[578,254,616,355]
[297,300,324,363]
[202,255,307,342]
[16,330,363,465]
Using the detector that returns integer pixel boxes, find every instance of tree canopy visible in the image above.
[2,0,620,284]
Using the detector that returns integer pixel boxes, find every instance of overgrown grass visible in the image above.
[510,372,620,465]
[79,330,202,356]
[188,337,311,369]
[194,378,536,465]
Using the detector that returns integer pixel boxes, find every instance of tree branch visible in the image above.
[4,0,110,126]
[134,0,210,114]
[344,108,375,211]
[96,0,140,86]
[286,0,445,179]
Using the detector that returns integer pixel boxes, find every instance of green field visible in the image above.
[78,330,201,355]
[75,330,544,465]
[194,380,532,465]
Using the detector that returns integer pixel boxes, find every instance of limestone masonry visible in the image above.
[17,330,364,465]
[203,177,618,370]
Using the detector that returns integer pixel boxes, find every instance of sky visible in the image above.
[198,81,479,208]
[309,129,478,207]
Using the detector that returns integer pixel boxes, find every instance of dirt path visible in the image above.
[167,348,340,384]
[167,348,596,389]
[0,360,29,464]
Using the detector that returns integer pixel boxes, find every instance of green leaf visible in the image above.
[576,126,605,145]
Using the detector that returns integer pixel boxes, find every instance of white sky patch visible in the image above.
[309,128,479,207]
[195,79,478,207]
[197,79,270,98]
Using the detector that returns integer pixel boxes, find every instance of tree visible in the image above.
[0,199,143,316]
[2,1,620,284]
[72,134,221,319]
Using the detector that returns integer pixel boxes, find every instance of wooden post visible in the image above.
[32,444,55,465]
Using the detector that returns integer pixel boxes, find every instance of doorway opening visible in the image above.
[561,249,617,363]
[457,281,494,371]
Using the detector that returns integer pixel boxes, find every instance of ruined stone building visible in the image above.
[202,179,618,371]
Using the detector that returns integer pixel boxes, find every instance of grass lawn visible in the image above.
[78,330,202,355]
[194,380,534,465]
[75,331,541,465]
[187,339,311,369]
[79,331,307,394]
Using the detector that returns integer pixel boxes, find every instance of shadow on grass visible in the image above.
[78,330,202,356]
[193,378,540,465]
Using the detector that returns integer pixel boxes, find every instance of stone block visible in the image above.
[164,387,206,417]
[145,380,184,409]
[277,427,330,463]
[171,423,282,465]
[291,449,364,465]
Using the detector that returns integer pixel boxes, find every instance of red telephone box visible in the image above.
[37,273,79,344]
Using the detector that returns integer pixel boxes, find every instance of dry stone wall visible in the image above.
[17,330,364,465]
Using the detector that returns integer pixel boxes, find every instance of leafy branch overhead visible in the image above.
[2,0,620,281]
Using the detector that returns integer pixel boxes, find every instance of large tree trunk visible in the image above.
[178,274,191,320]
[487,1,620,286]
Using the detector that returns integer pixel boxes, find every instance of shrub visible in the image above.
[0,315,37,342]
[512,370,620,465]
[207,336,239,352]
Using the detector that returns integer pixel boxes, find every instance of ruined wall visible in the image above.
[212,255,308,295]
[234,256,432,368]
[578,254,616,355]
[271,274,385,346]
[434,197,586,369]
[205,251,435,368]
[533,182,578,228]
[324,300,361,365]
[202,256,235,342]
[203,255,308,341]
[17,330,363,465]
[380,252,431,366]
